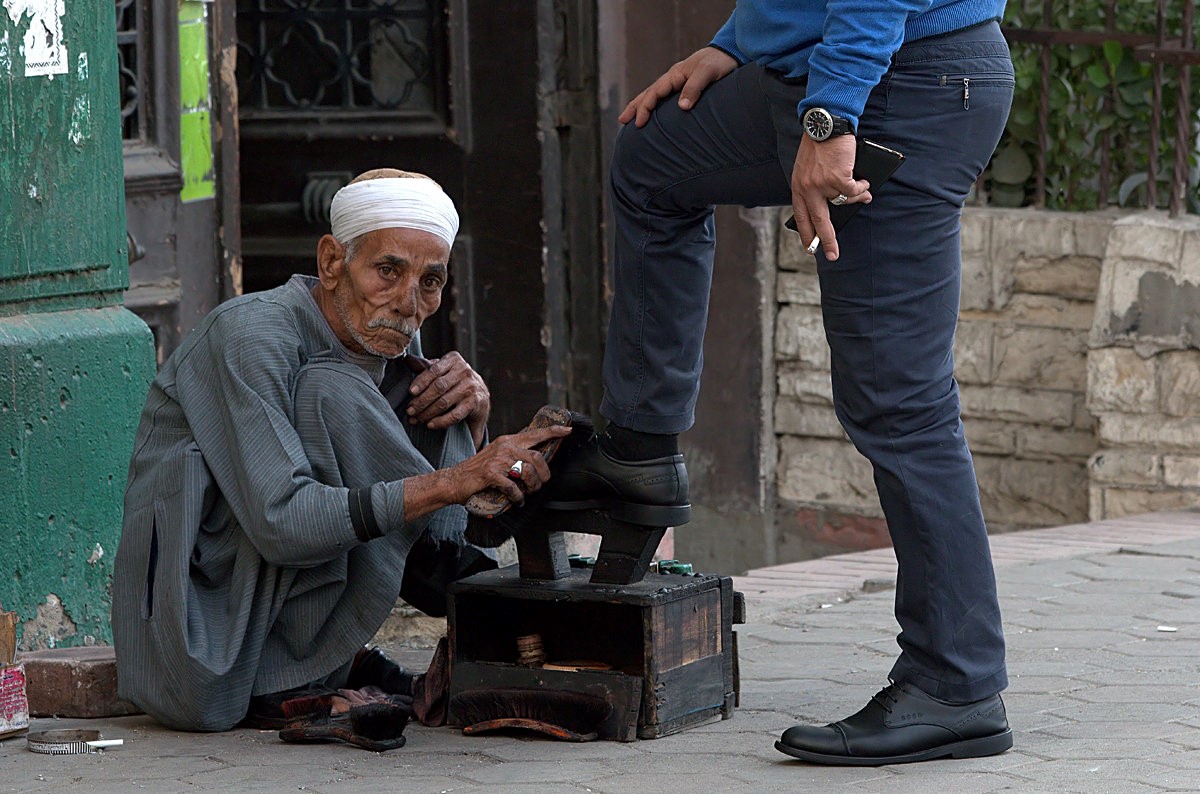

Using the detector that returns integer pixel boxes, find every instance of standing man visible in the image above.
[550,2,1015,765]
[113,169,569,731]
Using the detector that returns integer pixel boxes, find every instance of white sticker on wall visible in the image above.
[3,0,68,77]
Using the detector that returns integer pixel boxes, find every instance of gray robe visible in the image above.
[112,275,475,731]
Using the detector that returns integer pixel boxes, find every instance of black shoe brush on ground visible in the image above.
[278,695,409,752]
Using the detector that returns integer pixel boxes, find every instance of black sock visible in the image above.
[598,423,678,461]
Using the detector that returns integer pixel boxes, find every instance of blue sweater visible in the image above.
[711,0,1006,128]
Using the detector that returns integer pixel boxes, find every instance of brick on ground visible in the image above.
[19,646,140,718]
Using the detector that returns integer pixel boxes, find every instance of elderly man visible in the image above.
[112,169,568,732]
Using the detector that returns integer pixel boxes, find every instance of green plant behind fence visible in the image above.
[992,1,1199,213]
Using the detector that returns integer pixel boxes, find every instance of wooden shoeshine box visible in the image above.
[447,566,742,741]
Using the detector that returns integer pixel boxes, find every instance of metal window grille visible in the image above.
[999,0,1200,216]
[236,0,448,135]
[115,0,143,142]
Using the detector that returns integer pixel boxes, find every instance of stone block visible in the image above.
[963,418,1018,455]
[961,210,989,253]
[993,326,1087,391]
[1180,226,1200,282]
[775,397,846,439]
[953,320,994,384]
[1108,212,1186,267]
[776,364,834,403]
[19,646,139,718]
[776,271,821,306]
[1089,483,1104,520]
[960,384,1075,427]
[1088,249,1120,346]
[1159,351,1200,417]
[1098,269,1200,352]
[1013,255,1102,301]
[988,213,1076,311]
[1003,294,1096,330]
[990,210,1077,261]
[1094,265,1160,343]
[1097,414,1200,450]
[775,304,830,368]
[1018,426,1098,461]
[1100,487,1200,519]
[968,210,1074,309]
[1086,348,1157,414]
[777,437,877,512]
[974,455,1089,527]
[1163,456,1200,489]
[1073,393,1099,431]
[776,208,807,271]
[1088,451,1161,486]
[960,251,993,311]
[1072,211,1118,259]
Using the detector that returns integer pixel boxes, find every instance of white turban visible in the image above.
[329,177,460,250]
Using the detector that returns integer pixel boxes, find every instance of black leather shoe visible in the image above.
[346,647,417,697]
[775,680,1012,766]
[544,434,691,526]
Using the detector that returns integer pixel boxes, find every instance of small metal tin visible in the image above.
[26,729,123,755]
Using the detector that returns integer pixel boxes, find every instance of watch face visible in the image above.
[804,108,833,141]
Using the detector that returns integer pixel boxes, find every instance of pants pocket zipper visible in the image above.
[939,73,1013,110]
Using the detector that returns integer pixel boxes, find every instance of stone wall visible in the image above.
[772,207,1199,561]
[1087,213,1200,517]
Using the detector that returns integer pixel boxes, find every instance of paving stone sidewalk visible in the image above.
[2,511,1198,793]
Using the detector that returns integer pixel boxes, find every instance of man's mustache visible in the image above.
[367,318,417,336]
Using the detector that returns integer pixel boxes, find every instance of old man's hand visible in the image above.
[406,352,491,447]
[456,424,572,505]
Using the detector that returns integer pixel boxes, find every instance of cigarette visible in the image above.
[806,237,820,255]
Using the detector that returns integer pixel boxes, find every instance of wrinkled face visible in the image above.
[318,227,449,359]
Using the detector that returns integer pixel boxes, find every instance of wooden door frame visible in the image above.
[536,0,606,419]
[121,0,238,361]
[213,0,241,301]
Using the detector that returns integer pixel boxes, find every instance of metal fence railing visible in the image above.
[998,1,1200,217]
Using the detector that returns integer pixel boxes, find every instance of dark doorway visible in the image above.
[234,0,604,433]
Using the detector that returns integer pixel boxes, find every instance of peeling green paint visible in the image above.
[67,52,92,148]
[1,3,126,310]
[0,308,154,649]
[1,1,156,650]
[179,1,214,202]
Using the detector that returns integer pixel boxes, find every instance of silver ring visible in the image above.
[507,460,524,479]
[830,193,849,206]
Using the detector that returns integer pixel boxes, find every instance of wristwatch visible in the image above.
[802,107,854,142]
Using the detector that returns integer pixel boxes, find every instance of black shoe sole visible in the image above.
[543,498,691,527]
[774,728,1012,766]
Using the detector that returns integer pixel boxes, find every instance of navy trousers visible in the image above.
[603,21,1014,702]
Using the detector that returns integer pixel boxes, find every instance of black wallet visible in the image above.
[785,138,905,233]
